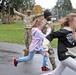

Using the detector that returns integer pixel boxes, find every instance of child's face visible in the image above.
[38,22,44,30]
[71,17,76,30]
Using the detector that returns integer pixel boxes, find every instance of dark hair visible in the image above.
[44,9,52,19]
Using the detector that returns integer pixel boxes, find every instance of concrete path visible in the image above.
[0,42,76,75]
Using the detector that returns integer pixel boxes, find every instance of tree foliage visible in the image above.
[0,0,35,23]
[62,0,73,10]
[52,0,73,20]
[0,0,35,13]
[11,0,35,10]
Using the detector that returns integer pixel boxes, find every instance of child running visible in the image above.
[42,13,76,75]
[13,19,51,71]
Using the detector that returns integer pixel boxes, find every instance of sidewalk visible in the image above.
[0,42,76,75]
[0,42,25,54]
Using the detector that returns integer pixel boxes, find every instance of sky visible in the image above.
[35,0,76,9]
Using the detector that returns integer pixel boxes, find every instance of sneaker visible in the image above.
[13,58,18,67]
[41,66,50,71]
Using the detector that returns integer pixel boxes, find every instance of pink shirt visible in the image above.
[29,27,51,52]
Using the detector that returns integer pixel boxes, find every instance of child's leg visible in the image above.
[39,49,50,71]
[41,62,66,75]
[45,57,76,75]
[62,57,76,71]
[17,52,35,62]
[43,54,48,67]
[39,49,48,67]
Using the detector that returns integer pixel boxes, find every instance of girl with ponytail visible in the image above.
[42,13,76,75]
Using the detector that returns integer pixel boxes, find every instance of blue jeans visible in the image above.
[17,49,48,67]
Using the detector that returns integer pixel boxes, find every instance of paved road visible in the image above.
[0,42,76,75]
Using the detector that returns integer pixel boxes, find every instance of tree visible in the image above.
[0,0,35,24]
[1,0,6,24]
[52,0,73,20]
[12,0,35,10]
[62,0,72,10]
[33,5,42,14]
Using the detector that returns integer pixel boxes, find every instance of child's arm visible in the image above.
[45,26,52,36]
[13,8,26,17]
[36,30,45,40]
[36,27,51,40]
[46,29,65,41]
[43,29,65,51]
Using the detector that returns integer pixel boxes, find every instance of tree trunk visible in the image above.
[7,4,11,24]
[2,0,6,24]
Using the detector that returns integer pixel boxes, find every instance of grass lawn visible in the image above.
[0,21,60,48]
[0,21,25,44]
[51,25,60,48]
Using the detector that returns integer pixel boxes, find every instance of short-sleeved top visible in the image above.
[46,29,76,61]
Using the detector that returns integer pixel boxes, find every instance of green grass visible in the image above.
[0,21,25,44]
[0,21,60,48]
[51,25,61,48]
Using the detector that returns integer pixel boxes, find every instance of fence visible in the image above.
[52,9,75,20]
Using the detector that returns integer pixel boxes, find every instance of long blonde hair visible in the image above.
[58,13,76,28]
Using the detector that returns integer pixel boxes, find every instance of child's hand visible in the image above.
[42,51,48,56]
